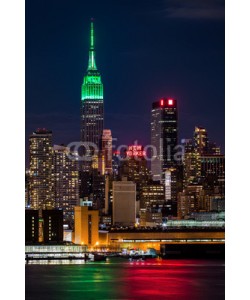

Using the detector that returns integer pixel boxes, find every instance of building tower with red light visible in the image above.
[151,98,178,179]
[151,98,179,216]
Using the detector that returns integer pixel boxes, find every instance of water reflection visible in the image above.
[26,258,225,300]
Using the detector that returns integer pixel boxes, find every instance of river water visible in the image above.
[26,258,225,300]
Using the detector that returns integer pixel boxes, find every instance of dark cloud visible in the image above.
[163,0,225,19]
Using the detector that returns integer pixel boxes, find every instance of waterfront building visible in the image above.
[80,20,104,172]
[63,225,73,242]
[188,211,225,221]
[112,178,136,226]
[107,223,225,251]
[52,145,79,228]
[29,129,54,209]
[42,209,64,243]
[74,205,99,246]
[25,209,39,243]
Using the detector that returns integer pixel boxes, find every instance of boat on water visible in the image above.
[121,248,158,260]
[93,254,107,262]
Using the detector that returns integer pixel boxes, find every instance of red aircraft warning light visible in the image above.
[168,99,173,105]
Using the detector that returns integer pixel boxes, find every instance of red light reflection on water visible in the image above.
[123,258,224,300]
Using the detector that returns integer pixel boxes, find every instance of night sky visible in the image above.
[26,0,225,163]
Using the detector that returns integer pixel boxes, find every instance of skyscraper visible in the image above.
[151,98,178,181]
[29,129,54,210]
[52,145,79,228]
[151,98,179,216]
[101,129,113,175]
[194,126,209,155]
[81,20,104,171]
[182,139,201,187]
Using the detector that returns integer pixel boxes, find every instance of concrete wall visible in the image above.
[113,180,136,226]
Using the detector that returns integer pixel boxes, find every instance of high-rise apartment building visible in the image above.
[52,145,79,227]
[29,129,54,210]
[80,20,104,172]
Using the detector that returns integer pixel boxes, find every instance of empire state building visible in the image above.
[81,20,104,171]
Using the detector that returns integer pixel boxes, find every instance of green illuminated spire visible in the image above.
[88,20,97,70]
[81,19,103,101]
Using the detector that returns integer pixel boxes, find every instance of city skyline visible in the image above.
[26,0,225,165]
[24,2,226,298]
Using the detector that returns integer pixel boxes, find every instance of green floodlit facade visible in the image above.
[81,21,103,101]
[81,20,104,165]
